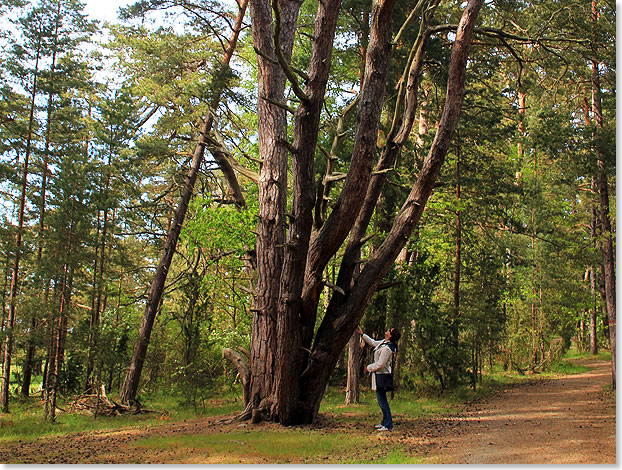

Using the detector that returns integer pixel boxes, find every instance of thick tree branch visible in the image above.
[314,94,360,229]
[303,0,397,313]
[271,0,310,104]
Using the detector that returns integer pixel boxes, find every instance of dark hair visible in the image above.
[389,327,401,344]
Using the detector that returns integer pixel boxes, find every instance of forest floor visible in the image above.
[0,357,615,464]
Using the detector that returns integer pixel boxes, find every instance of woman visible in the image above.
[356,325,401,431]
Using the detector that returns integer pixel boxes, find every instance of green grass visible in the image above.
[543,347,612,376]
[562,348,611,362]
[319,386,465,427]
[135,429,369,464]
[0,389,245,444]
[369,446,426,464]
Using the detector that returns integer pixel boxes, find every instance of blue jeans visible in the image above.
[376,389,393,429]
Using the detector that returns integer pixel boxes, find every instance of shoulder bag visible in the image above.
[375,372,394,391]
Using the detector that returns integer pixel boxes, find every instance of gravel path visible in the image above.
[428,358,616,464]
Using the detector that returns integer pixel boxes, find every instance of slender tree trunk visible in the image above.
[41,282,56,396]
[44,270,72,422]
[120,1,248,404]
[589,179,598,355]
[530,151,539,366]
[20,317,36,397]
[343,9,372,399]
[343,22,365,398]
[85,147,111,391]
[84,213,101,390]
[44,200,74,422]
[591,0,615,387]
[1,252,10,332]
[22,0,63,399]
[450,137,461,387]
[42,304,57,418]
[600,274,609,347]
[0,37,42,412]
[344,332,361,404]
[47,273,72,422]
[517,90,526,160]
[417,84,430,151]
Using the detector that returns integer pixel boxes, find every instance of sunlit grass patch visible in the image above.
[0,391,242,444]
[0,400,168,443]
[562,348,611,361]
[543,347,612,376]
[544,361,589,375]
[133,428,369,463]
[369,446,425,464]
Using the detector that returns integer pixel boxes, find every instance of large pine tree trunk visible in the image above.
[247,0,298,417]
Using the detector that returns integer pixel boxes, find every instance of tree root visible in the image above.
[214,401,253,424]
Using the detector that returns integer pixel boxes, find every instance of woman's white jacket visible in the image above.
[362,334,393,391]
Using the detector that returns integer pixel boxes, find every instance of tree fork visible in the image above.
[272,0,343,424]
[300,0,483,423]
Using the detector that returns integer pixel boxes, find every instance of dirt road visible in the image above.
[415,358,616,464]
[0,358,615,464]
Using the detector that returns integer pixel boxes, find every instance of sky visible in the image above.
[82,0,134,24]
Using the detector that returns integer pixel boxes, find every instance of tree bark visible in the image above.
[43,269,72,422]
[451,137,461,387]
[120,1,249,404]
[591,0,615,387]
[248,0,299,417]
[302,0,399,316]
[271,0,345,424]
[44,208,74,422]
[345,332,361,404]
[223,348,251,406]
[85,141,113,391]
[589,178,598,355]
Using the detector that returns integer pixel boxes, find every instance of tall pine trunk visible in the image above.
[591,0,615,387]
[450,137,461,387]
[120,1,249,404]
[44,204,74,422]
[589,177,598,355]
[22,3,63,397]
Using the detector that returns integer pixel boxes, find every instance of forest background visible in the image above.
[0,0,615,426]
